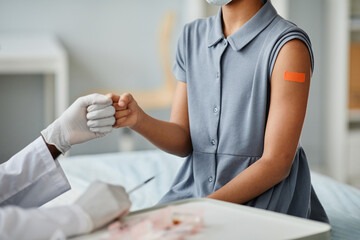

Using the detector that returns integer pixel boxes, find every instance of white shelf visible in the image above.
[349,109,360,123]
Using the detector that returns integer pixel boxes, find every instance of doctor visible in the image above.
[0,93,131,240]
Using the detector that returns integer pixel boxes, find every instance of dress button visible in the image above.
[216,72,220,78]
[223,40,227,46]
[208,176,213,182]
[213,107,219,113]
[211,139,216,145]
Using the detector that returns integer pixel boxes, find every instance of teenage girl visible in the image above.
[110,0,328,222]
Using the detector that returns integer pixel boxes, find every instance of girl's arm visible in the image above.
[109,81,192,157]
[207,39,312,203]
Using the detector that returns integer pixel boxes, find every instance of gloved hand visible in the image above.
[41,93,115,154]
[75,181,131,231]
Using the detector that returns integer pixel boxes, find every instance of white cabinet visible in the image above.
[0,34,69,126]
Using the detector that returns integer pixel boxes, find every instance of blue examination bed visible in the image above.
[47,150,360,240]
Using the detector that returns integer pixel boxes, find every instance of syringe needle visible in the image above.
[127,176,155,194]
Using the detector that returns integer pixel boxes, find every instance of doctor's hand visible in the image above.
[75,181,131,232]
[108,93,145,130]
[41,93,115,154]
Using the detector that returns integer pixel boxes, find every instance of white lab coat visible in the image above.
[0,137,92,240]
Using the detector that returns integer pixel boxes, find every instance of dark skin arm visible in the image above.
[42,136,61,160]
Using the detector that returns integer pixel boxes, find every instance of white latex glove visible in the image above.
[87,103,116,133]
[75,181,131,231]
[41,93,115,154]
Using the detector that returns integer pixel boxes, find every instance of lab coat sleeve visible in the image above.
[0,137,71,208]
[0,204,92,240]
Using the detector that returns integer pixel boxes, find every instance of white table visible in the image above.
[0,34,69,125]
[72,198,331,240]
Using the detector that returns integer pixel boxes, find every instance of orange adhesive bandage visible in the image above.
[284,71,305,83]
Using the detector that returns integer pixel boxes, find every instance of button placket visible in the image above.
[210,43,226,150]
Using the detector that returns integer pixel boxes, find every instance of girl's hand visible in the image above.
[107,93,144,129]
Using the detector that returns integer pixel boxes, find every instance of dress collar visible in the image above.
[207,0,278,51]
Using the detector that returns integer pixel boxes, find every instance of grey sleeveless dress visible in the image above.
[158,0,328,223]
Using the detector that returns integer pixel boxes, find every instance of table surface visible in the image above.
[71,198,331,240]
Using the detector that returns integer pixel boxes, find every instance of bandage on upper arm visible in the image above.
[284,71,306,83]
